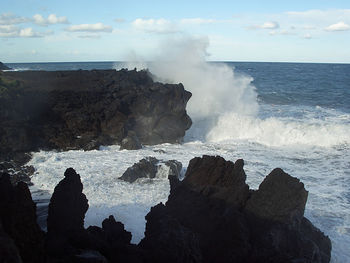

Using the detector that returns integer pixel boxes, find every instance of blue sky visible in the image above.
[1,0,349,63]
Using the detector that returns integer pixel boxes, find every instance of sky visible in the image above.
[0,0,349,63]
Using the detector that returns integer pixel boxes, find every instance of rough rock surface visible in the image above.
[141,155,332,263]
[119,157,182,183]
[120,131,142,150]
[0,173,45,263]
[0,69,192,158]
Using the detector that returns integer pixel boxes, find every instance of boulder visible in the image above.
[245,168,308,224]
[119,157,182,183]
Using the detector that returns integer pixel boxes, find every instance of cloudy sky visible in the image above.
[1,0,349,63]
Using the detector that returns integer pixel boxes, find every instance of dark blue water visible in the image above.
[230,62,350,114]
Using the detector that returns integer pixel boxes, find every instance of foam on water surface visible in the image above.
[28,139,350,262]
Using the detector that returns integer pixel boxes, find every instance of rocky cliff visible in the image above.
[0,69,192,158]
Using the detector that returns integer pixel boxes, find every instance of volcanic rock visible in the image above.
[119,157,182,183]
[0,69,192,158]
[141,155,331,263]
[46,168,89,259]
[0,173,45,263]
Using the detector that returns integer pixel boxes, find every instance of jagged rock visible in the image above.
[119,157,182,183]
[0,62,11,70]
[120,131,142,150]
[0,173,45,263]
[0,69,192,157]
[86,216,143,262]
[141,155,331,263]
[245,168,308,224]
[120,157,159,183]
[183,156,249,208]
[46,168,89,259]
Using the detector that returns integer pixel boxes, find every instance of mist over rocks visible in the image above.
[0,69,192,159]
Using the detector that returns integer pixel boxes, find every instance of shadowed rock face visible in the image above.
[141,155,332,263]
[0,173,45,263]
[0,69,192,157]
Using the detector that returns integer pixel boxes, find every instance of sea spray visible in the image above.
[115,36,259,140]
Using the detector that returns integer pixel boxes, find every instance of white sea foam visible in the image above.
[28,141,350,262]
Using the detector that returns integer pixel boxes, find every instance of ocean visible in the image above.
[7,61,350,262]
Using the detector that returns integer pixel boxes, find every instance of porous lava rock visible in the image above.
[0,69,192,158]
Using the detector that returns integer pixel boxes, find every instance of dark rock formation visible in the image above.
[141,155,332,263]
[0,173,45,263]
[119,157,182,183]
[0,158,332,263]
[46,168,89,260]
[46,168,144,262]
[139,203,202,263]
[0,69,192,158]
[0,62,11,70]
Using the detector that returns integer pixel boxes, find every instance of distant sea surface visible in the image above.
[8,61,350,262]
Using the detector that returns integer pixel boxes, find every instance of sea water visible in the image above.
[8,61,350,262]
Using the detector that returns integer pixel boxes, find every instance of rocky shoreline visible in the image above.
[0,68,192,181]
[0,66,332,262]
[0,155,331,263]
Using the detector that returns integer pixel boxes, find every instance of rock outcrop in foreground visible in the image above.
[0,156,331,263]
[0,69,192,158]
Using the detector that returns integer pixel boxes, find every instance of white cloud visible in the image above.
[0,25,50,38]
[65,23,112,32]
[303,33,312,39]
[132,18,179,34]
[248,21,279,30]
[180,18,216,25]
[33,14,69,26]
[0,13,29,25]
[261,21,279,29]
[325,21,350,32]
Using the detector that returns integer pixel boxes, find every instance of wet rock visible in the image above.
[120,157,159,183]
[0,173,45,263]
[119,157,183,183]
